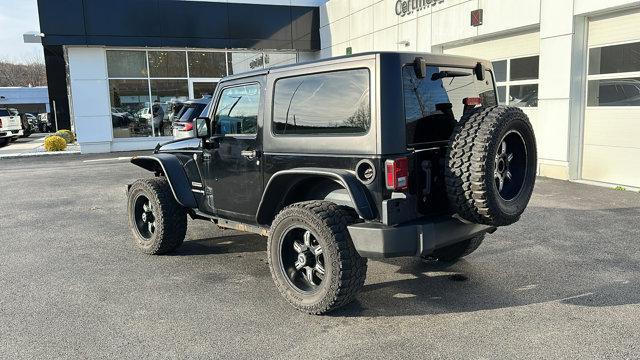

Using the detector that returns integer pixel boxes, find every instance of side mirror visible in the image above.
[414,57,427,79]
[194,117,209,138]
[475,62,486,81]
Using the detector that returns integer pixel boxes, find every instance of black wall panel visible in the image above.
[43,45,71,131]
[227,4,292,41]
[83,0,163,37]
[37,0,85,36]
[159,1,229,40]
[38,0,320,51]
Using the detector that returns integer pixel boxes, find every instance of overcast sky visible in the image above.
[0,0,43,63]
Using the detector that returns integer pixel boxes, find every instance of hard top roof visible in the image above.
[221,51,491,82]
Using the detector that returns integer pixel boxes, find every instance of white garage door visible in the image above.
[583,10,640,187]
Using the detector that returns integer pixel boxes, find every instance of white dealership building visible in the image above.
[39,0,640,188]
[319,0,640,188]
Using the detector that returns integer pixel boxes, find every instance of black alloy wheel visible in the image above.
[133,194,156,240]
[494,130,528,201]
[279,227,326,293]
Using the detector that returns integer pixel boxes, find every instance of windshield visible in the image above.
[176,103,207,122]
[0,109,10,116]
[402,65,497,146]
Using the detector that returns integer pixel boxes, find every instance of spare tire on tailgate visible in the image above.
[445,106,537,227]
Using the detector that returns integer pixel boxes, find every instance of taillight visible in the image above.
[183,123,193,131]
[385,157,409,191]
[0,119,3,127]
[463,97,482,106]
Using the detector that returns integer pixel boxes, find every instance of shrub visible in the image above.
[44,135,67,152]
[55,129,76,144]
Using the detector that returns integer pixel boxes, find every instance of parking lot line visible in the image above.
[83,156,132,163]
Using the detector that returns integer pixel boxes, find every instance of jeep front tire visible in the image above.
[127,178,187,255]
[267,201,367,315]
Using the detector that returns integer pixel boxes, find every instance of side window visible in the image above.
[272,69,370,135]
[213,84,260,135]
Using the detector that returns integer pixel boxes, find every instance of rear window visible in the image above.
[272,68,370,135]
[177,103,207,122]
[0,109,10,116]
[403,65,497,145]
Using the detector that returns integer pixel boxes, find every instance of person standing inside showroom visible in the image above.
[152,100,164,136]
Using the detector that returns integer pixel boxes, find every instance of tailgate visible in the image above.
[1,116,21,130]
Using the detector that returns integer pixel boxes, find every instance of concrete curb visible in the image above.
[0,151,82,160]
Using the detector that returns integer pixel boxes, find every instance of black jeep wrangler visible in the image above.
[127,52,537,314]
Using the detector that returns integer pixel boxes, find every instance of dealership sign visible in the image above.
[396,0,445,17]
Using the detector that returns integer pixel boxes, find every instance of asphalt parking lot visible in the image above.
[1,154,639,359]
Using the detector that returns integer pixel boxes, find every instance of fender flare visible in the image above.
[256,168,376,225]
[130,154,198,208]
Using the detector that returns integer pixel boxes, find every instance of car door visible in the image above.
[202,80,264,223]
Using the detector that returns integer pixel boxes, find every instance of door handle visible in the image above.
[240,150,257,159]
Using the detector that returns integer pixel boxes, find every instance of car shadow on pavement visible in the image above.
[331,259,640,317]
[172,205,640,317]
[174,233,266,256]
[331,204,640,317]
[331,257,640,317]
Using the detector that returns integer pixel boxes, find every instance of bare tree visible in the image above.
[344,102,370,130]
[0,57,46,87]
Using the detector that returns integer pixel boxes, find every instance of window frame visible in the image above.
[210,82,262,137]
[270,67,372,137]
[586,39,640,108]
[492,55,540,108]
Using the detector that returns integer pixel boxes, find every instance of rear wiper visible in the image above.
[431,70,472,81]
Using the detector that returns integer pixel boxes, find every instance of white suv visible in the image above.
[0,108,23,146]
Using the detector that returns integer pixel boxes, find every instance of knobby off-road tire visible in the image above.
[127,177,187,255]
[267,201,367,315]
[446,106,537,226]
[429,234,485,262]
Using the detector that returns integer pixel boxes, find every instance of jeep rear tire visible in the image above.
[446,106,537,226]
[267,201,367,315]
[127,177,187,255]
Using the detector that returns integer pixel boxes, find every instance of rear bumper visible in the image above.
[0,129,22,138]
[347,216,495,259]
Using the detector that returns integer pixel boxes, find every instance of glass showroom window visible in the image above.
[108,50,153,138]
[492,55,539,107]
[148,51,189,137]
[107,49,300,139]
[587,41,640,107]
[109,79,152,138]
[107,49,190,138]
